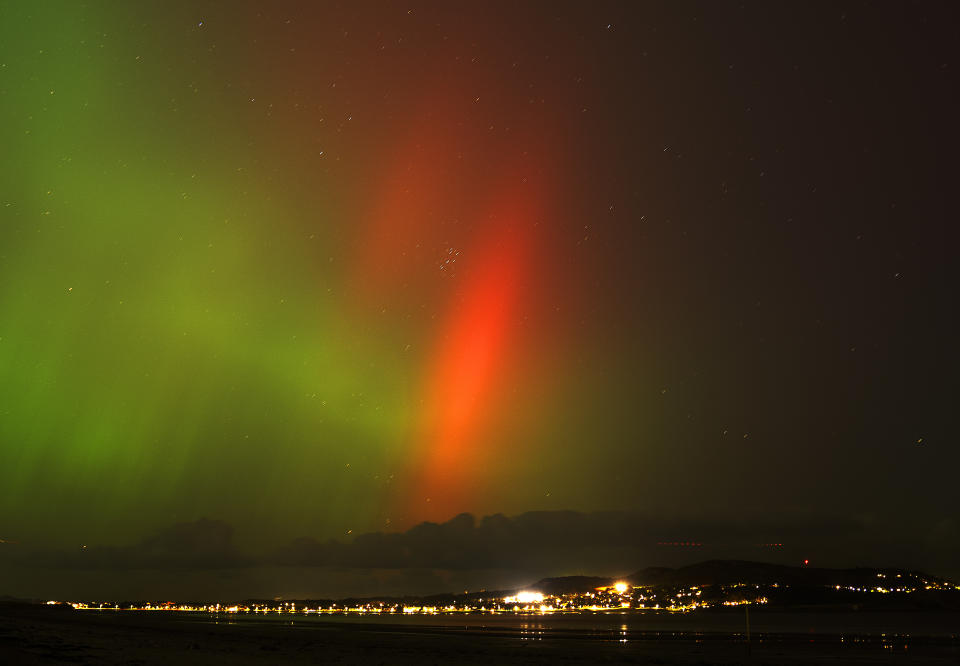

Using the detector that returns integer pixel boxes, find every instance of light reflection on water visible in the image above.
[185,609,960,644]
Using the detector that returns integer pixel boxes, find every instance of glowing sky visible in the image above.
[0,1,955,572]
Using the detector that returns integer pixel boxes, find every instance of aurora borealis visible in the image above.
[0,1,584,550]
[1,2,957,597]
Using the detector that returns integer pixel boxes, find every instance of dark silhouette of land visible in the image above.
[243,559,959,612]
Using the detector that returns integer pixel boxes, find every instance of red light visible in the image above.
[803,559,809,566]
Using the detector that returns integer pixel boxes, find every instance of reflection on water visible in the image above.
[183,609,960,644]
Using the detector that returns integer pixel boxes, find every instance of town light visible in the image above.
[506,591,544,604]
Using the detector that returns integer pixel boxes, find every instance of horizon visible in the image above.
[15,556,959,609]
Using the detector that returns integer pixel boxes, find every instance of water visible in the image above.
[191,609,960,642]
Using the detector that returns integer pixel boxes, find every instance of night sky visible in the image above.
[1,1,957,599]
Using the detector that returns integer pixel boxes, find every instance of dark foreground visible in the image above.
[1,605,958,665]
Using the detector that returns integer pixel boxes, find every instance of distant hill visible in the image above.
[627,560,946,588]
[512,560,953,594]
[527,576,613,595]
[250,560,955,608]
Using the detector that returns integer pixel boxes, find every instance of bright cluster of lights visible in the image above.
[503,591,544,604]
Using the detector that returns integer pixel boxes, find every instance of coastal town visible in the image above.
[56,568,958,615]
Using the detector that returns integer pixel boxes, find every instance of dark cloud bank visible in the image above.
[2,511,957,600]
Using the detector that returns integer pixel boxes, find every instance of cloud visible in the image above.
[268,510,872,573]
[22,518,246,570]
